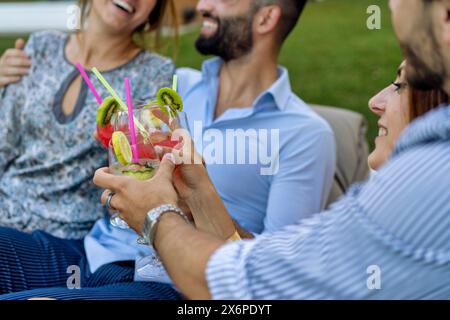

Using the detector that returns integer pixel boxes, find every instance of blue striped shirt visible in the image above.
[206,105,450,299]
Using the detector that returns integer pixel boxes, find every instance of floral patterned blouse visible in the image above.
[0,31,175,239]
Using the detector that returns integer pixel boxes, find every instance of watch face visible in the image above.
[145,211,160,247]
[137,237,150,245]
[142,214,152,232]
[144,206,184,248]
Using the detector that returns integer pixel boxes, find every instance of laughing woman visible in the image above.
[0,0,182,299]
[367,61,448,171]
[0,0,177,238]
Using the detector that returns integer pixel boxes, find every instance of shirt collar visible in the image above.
[201,57,222,79]
[201,58,292,112]
[255,66,292,111]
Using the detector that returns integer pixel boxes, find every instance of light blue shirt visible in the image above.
[178,58,336,233]
[84,58,336,281]
[206,105,450,299]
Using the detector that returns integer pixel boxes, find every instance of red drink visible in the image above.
[153,139,179,148]
[136,136,158,160]
[148,130,180,149]
[97,124,114,148]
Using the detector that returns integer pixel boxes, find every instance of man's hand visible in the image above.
[155,130,211,202]
[93,154,180,233]
[0,39,32,88]
[154,134,238,239]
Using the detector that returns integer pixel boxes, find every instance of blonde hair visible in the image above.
[77,0,179,58]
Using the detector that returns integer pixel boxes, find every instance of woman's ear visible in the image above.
[438,2,450,44]
[255,5,282,36]
[443,12,450,45]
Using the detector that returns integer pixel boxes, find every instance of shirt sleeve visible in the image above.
[206,143,450,299]
[0,36,35,175]
[176,67,202,99]
[263,128,336,232]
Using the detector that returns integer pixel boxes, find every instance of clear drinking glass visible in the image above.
[108,104,160,229]
[108,103,190,229]
[107,103,190,278]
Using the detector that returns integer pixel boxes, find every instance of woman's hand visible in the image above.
[0,39,31,88]
[93,154,179,233]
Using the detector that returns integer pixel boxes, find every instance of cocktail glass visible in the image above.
[109,104,190,229]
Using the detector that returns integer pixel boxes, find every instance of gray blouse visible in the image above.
[0,31,175,239]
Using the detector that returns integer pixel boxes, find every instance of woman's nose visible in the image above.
[369,89,387,116]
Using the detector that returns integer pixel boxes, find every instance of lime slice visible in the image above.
[143,108,164,128]
[142,104,169,130]
[150,112,164,128]
[122,168,155,181]
[112,131,133,166]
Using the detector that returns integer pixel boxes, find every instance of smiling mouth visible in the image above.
[201,15,219,36]
[112,0,135,14]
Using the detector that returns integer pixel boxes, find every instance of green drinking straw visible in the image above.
[91,68,148,139]
[172,74,178,92]
[91,68,127,110]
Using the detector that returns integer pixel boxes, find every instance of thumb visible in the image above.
[155,153,176,182]
[15,38,25,50]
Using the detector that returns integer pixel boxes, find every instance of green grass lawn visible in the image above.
[0,0,402,149]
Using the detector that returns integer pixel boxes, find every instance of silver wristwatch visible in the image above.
[141,204,190,248]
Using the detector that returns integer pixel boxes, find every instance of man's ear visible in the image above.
[255,5,282,36]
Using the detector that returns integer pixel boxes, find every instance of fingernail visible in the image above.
[164,153,175,164]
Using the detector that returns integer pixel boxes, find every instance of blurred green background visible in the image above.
[0,0,402,149]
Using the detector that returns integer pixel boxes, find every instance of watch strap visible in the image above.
[141,204,190,247]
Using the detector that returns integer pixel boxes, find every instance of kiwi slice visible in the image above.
[97,96,120,128]
[122,168,155,181]
[157,88,183,115]
[149,110,165,128]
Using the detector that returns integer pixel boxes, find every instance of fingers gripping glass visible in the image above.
[108,104,189,230]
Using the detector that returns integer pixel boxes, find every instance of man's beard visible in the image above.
[195,13,254,62]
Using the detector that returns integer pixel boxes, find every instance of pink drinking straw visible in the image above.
[125,78,139,163]
[75,62,103,105]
